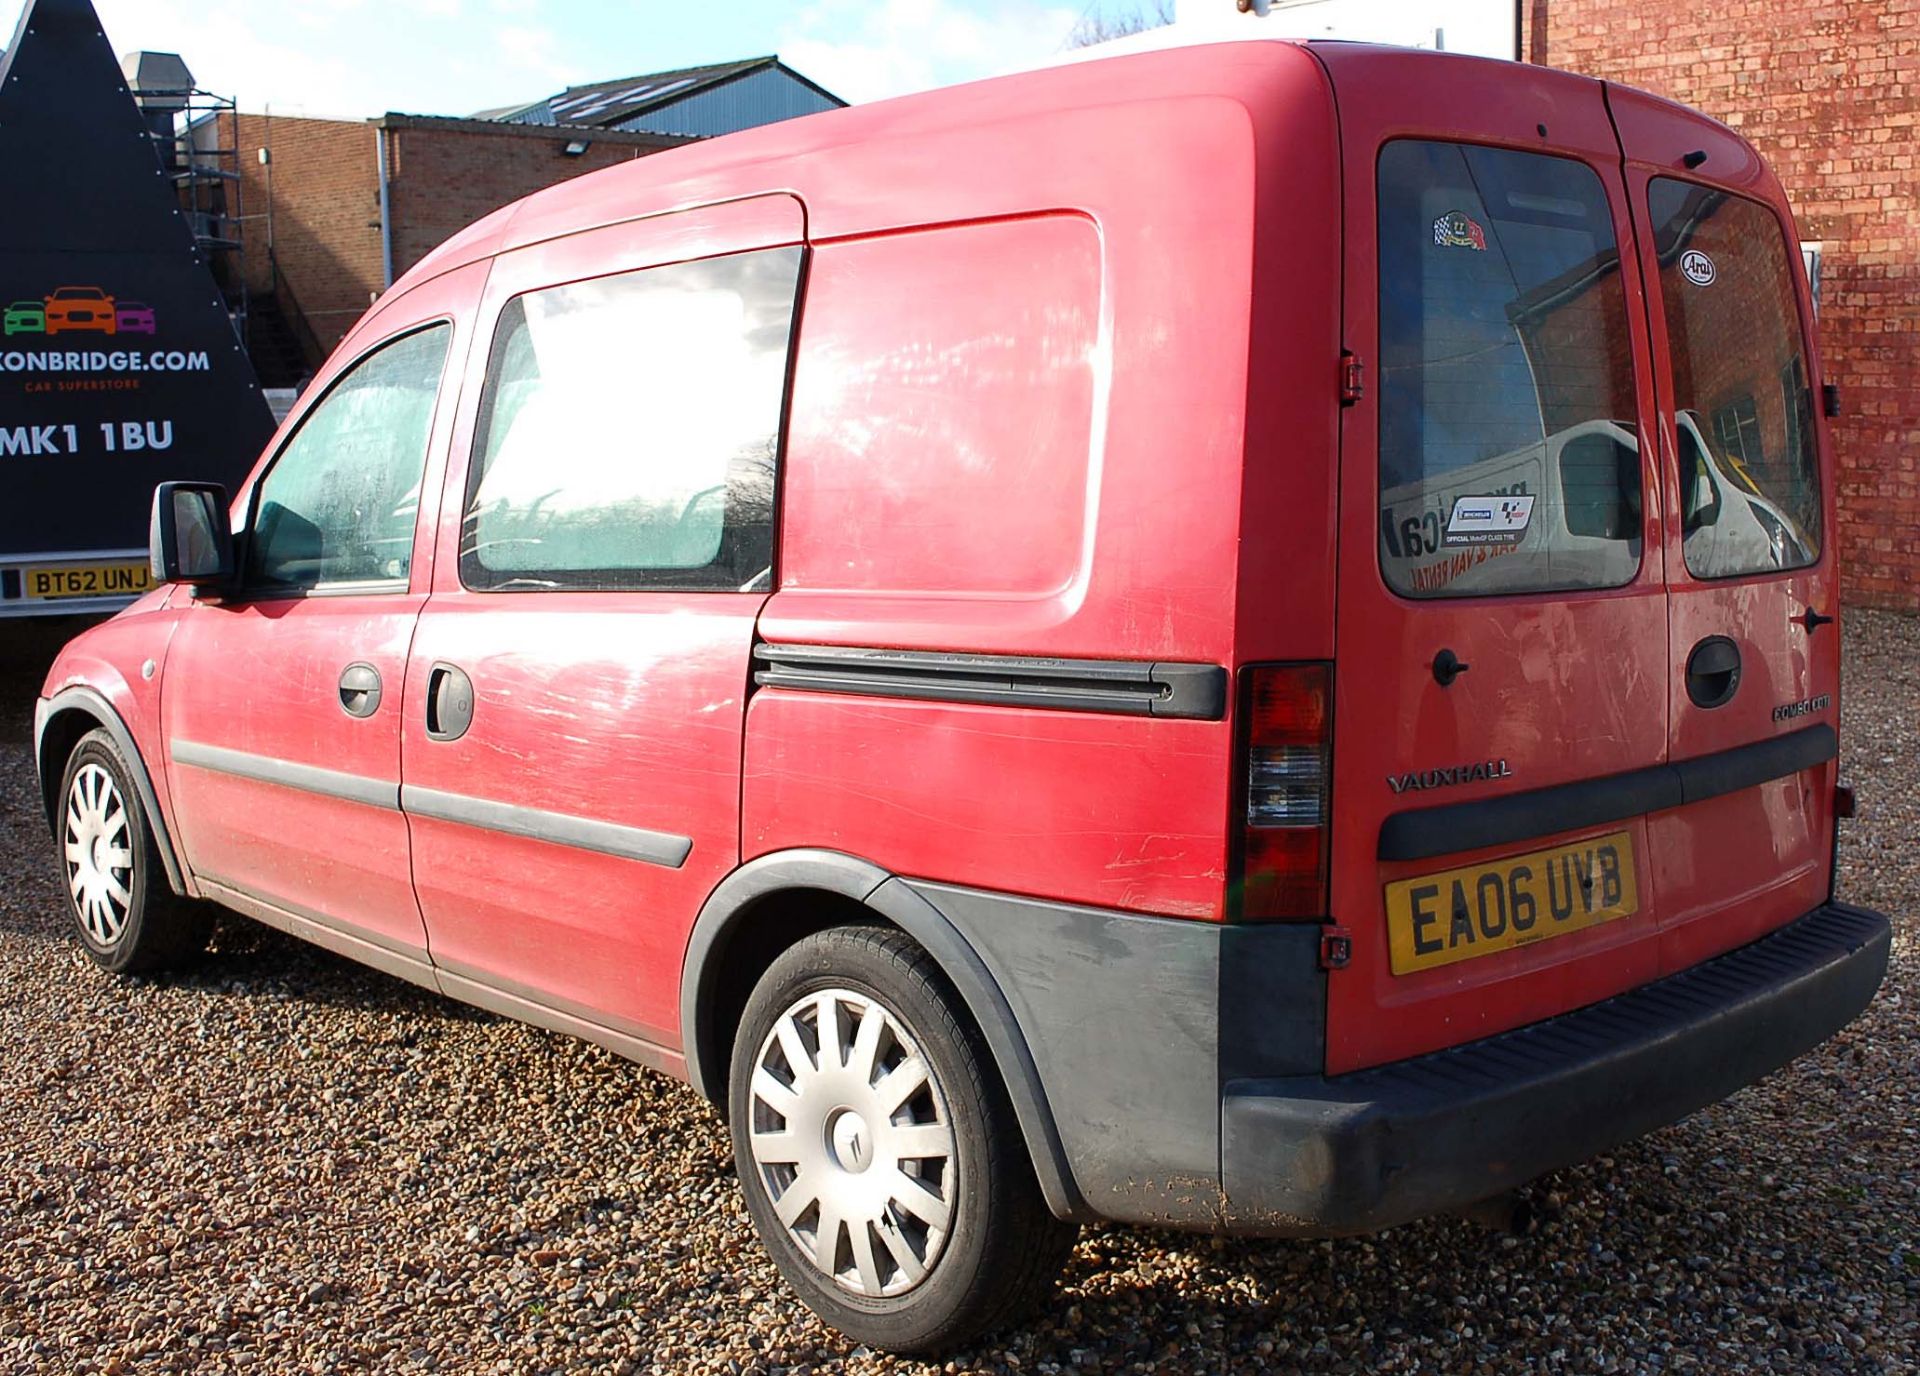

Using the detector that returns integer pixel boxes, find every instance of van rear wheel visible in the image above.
[57,729,209,975]
[728,925,1077,1353]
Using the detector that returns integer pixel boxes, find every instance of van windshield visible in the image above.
[1376,141,1642,599]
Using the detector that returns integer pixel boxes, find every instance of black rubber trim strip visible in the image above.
[1672,722,1836,803]
[752,643,1228,721]
[170,738,400,811]
[1378,722,1836,862]
[401,784,692,868]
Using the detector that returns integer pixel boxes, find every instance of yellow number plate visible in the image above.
[26,561,153,601]
[1386,829,1639,975]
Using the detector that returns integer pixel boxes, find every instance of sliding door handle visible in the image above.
[425,663,474,742]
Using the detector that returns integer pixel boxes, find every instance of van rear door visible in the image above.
[1609,88,1840,973]
[1315,48,1673,1074]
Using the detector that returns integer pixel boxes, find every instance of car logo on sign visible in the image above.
[1681,250,1717,287]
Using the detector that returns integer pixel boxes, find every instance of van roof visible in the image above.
[388,39,1317,286]
[392,39,1749,296]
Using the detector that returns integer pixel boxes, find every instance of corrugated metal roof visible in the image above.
[609,65,841,139]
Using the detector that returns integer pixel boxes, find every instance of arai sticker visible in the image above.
[1444,493,1535,546]
[1681,249,1717,286]
[1432,211,1488,251]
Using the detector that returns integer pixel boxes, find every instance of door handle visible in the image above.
[338,662,383,718]
[1685,636,1742,710]
[425,663,475,742]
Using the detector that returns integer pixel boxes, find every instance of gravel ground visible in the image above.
[1,612,1914,1375]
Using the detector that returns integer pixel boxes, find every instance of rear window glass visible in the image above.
[1377,141,1642,599]
[1647,179,1821,579]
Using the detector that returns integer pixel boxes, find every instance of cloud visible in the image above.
[83,0,553,118]
[89,0,403,117]
[778,0,1084,104]
[494,20,574,87]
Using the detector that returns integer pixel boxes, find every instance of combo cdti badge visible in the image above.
[35,39,1892,1354]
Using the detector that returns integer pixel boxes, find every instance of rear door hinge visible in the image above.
[1339,351,1365,406]
[1319,926,1353,970]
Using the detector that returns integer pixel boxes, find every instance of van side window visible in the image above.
[1376,141,1643,599]
[245,323,451,593]
[1648,179,1821,579]
[460,246,802,593]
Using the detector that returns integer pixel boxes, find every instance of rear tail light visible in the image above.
[1237,663,1331,920]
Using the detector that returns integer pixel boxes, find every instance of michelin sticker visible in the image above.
[1681,249,1717,286]
[1444,494,1535,547]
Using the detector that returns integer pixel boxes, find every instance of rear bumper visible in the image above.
[1220,901,1890,1235]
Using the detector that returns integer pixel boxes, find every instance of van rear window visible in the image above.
[1377,141,1642,599]
[1647,179,1821,579]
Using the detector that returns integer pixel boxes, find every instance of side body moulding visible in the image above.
[680,848,1091,1221]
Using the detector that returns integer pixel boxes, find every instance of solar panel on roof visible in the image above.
[636,76,696,102]
[498,61,782,129]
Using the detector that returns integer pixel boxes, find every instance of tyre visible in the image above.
[729,925,1078,1353]
[57,728,209,975]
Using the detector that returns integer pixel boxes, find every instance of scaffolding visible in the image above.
[122,52,249,350]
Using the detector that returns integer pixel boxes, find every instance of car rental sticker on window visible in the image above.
[1444,493,1535,547]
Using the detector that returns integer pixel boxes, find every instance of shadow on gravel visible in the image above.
[165,917,505,1028]
[1003,1133,1893,1370]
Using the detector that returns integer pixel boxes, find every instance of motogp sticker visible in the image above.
[1444,493,1535,546]
[1432,210,1488,251]
[1681,249,1717,286]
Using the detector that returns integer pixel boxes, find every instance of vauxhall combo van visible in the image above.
[36,40,1891,1352]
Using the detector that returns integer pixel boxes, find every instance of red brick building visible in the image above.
[215,55,843,390]
[229,113,687,378]
[1526,0,1920,609]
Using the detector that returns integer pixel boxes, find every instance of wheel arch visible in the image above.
[681,848,1090,1221]
[34,685,189,897]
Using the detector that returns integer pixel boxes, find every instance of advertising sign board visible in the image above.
[0,0,274,613]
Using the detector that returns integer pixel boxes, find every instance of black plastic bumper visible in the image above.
[1220,901,1891,1235]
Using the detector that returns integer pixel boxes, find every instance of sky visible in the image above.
[66,0,1094,120]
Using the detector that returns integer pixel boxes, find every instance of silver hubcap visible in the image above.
[747,987,957,1298]
[64,763,134,947]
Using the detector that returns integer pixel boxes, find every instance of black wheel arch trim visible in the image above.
[34,686,190,896]
[680,848,1090,1221]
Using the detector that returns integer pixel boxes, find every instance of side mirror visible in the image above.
[149,481,235,585]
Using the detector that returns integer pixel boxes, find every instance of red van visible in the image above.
[35,40,1891,1353]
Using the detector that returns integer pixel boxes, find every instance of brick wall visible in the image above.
[229,114,686,364]
[232,113,383,356]
[1528,0,1920,611]
[382,120,685,280]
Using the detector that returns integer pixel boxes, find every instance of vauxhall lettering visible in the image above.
[1386,758,1512,795]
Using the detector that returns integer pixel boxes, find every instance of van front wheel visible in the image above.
[57,728,209,975]
[728,925,1076,1353]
